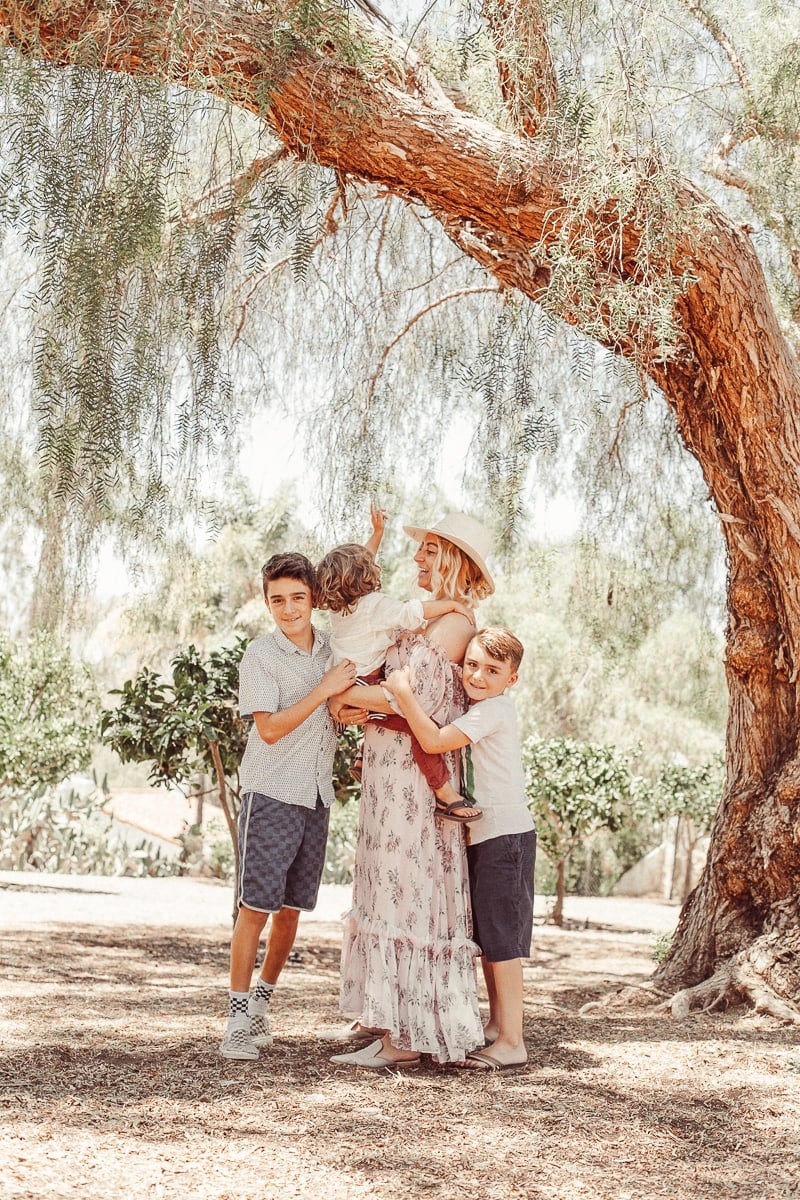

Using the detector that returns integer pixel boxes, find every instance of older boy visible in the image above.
[384,626,535,1071]
[221,552,356,1060]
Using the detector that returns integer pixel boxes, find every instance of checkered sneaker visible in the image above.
[220,1026,259,1061]
[250,1012,273,1047]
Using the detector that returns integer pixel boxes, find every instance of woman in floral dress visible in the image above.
[331,513,495,1067]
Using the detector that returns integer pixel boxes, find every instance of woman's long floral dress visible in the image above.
[338,630,483,1062]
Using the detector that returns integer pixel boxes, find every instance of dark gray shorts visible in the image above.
[237,792,330,914]
[467,830,537,962]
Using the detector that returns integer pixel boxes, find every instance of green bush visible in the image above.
[0,629,111,872]
[0,629,99,803]
[523,736,637,923]
[323,796,360,885]
[0,780,179,876]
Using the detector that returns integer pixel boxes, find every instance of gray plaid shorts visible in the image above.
[237,792,330,914]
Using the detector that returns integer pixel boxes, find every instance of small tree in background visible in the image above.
[0,629,101,868]
[648,757,725,902]
[0,629,99,799]
[100,639,250,892]
[523,737,636,926]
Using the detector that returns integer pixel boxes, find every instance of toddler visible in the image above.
[316,527,481,822]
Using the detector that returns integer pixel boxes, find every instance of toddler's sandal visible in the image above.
[434,797,482,823]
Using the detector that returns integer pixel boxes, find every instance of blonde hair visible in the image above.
[427,535,494,604]
[315,544,381,614]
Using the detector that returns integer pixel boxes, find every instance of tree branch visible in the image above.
[481,0,557,137]
[364,284,503,408]
[229,190,343,347]
[181,147,288,226]
[679,0,750,95]
[680,0,800,307]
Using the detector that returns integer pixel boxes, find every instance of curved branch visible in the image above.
[681,0,800,305]
[229,190,342,347]
[364,284,503,404]
[678,0,751,95]
[181,146,288,226]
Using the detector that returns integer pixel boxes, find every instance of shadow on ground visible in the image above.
[2,924,799,1200]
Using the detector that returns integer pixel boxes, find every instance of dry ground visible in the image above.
[1,894,799,1200]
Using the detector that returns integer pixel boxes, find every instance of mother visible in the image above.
[331,513,495,1067]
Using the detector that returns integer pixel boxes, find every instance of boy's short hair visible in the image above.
[261,552,316,602]
[470,626,525,671]
[315,544,381,614]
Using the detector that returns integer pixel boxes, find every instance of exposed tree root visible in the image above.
[578,929,800,1025]
[657,938,800,1026]
[578,984,670,1018]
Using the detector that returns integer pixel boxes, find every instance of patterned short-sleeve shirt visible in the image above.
[238,625,337,808]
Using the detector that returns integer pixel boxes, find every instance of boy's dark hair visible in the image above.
[261,552,316,602]
[471,626,525,671]
[315,544,381,614]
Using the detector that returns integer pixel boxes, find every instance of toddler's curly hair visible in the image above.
[315,544,381,614]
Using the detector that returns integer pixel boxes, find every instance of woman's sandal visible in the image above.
[434,797,482,823]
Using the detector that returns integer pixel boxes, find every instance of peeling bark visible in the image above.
[481,0,557,137]
[1,0,800,1009]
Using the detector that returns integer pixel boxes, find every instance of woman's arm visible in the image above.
[420,599,475,624]
[334,682,395,714]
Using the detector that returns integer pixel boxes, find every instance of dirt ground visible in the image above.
[1,881,799,1200]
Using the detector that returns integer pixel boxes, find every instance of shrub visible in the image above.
[523,736,636,924]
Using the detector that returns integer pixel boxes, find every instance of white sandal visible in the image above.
[329,1038,421,1069]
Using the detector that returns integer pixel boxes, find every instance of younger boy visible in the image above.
[384,626,536,1070]
[221,552,356,1060]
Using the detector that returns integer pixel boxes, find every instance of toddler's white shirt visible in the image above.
[329,592,425,675]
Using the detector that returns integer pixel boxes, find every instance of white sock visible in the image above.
[249,978,275,1016]
[228,990,250,1029]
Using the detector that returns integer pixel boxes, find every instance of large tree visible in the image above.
[1,0,799,1019]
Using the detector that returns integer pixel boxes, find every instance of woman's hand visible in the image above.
[450,601,476,625]
[328,696,369,725]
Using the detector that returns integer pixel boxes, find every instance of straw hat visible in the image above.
[403,512,495,592]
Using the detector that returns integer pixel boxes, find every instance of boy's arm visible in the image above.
[364,503,387,559]
[252,659,357,745]
[383,667,471,754]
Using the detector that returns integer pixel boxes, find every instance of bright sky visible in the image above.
[239,407,580,540]
[95,405,578,599]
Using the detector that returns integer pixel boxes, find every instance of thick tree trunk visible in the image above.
[3,0,800,1012]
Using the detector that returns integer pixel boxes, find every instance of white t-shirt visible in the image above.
[329,591,425,675]
[452,693,534,847]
